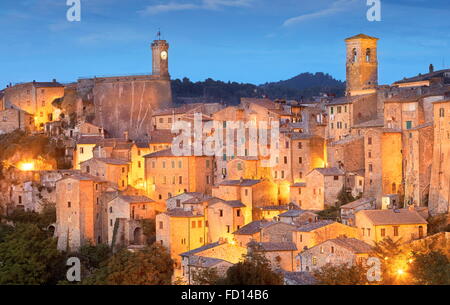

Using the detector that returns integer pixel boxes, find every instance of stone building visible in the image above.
[76,38,173,140]
[340,197,376,226]
[292,220,358,251]
[297,238,373,272]
[80,158,130,191]
[232,220,272,247]
[106,195,159,247]
[355,207,428,245]
[2,80,64,129]
[156,209,207,267]
[55,173,108,251]
[206,198,246,244]
[429,98,450,215]
[345,34,379,96]
[300,167,345,210]
[144,148,214,202]
[0,108,34,134]
[278,209,319,226]
[212,179,278,222]
[180,241,246,284]
[250,241,298,272]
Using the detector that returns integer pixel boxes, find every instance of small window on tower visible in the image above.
[352,48,357,63]
[366,48,371,62]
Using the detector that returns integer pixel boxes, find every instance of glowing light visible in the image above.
[396,269,405,276]
[19,162,34,171]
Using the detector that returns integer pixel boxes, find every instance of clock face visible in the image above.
[161,51,168,60]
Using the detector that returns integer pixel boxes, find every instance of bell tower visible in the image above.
[345,34,379,96]
[152,31,170,78]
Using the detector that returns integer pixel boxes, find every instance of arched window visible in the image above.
[352,48,357,62]
[366,48,371,62]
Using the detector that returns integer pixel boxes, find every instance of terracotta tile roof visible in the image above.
[296,220,335,232]
[279,209,317,218]
[314,167,345,176]
[143,148,175,158]
[164,209,203,218]
[219,179,261,187]
[59,173,105,182]
[394,69,450,85]
[77,136,105,145]
[352,118,384,129]
[117,195,154,203]
[93,158,129,165]
[186,255,232,268]
[180,242,221,257]
[207,198,245,208]
[148,130,176,144]
[251,242,297,252]
[326,238,373,254]
[233,220,272,235]
[291,182,307,188]
[358,209,428,225]
[345,33,379,41]
[341,197,376,209]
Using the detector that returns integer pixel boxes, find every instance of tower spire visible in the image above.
[157,28,161,41]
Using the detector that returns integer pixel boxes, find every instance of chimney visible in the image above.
[429,64,434,73]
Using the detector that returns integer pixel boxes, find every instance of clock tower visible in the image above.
[152,37,169,78]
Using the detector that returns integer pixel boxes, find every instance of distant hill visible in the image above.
[172,72,345,105]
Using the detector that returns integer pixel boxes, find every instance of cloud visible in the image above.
[283,0,356,27]
[140,0,252,15]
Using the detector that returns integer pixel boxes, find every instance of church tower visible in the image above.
[152,36,170,78]
[345,34,379,96]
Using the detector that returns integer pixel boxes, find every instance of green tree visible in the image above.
[4,204,56,230]
[372,237,407,285]
[141,219,156,245]
[0,223,66,285]
[84,244,174,285]
[219,248,283,285]
[313,263,369,285]
[410,251,450,285]
[191,267,221,285]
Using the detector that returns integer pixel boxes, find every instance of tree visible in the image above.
[219,248,283,285]
[0,223,66,285]
[409,251,450,285]
[372,237,409,285]
[191,267,221,285]
[84,244,174,285]
[313,263,369,285]
[4,204,56,230]
[141,219,156,245]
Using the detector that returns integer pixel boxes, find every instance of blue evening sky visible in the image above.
[0,0,449,89]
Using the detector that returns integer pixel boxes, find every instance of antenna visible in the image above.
[157,28,162,41]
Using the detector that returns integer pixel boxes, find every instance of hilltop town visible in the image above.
[0,33,449,285]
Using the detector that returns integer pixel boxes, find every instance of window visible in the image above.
[298,142,303,149]
[418,226,424,238]
[298,188,302,195]
[381,228,386,237]
[439,108,445,117]
[393,226,399,237]
[68,201,71,208]
[368,151,372,158]
[198,220,202,228]
[369,164,373,172]
[331,123,334,129]
[331,246,335,254]
[206,160,210,168]
[285,141,290,149]
[192,221,196,229]
[80,147,84,154]
[159,118,163,123]
[365,48,371,62]
[368,137,372,145]
[110,219,113,227]
[334,176,339,181]
[352,48,357,62]
[245,189,249,196]
[159,221,163,229]
[299,157,303,164]
[284,156,288,164]
[281,171,285,179]
[337,106,342,114]
[162,161,166,169]
[227,225,231,233]
[320,246,324,254]
[219,210,223,217]
[109,207,113,213]
[237,209,241,217]
[312,257,317,266]
[138,161,141,168]
[171,161,175,168]
[179,176,183,184]
[367,228,371,237]
[299,172,303,179]
[406,121,412,130]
